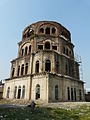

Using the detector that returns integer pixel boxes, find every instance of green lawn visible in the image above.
[0,105,90,120]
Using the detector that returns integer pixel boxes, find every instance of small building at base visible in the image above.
[0,80,4,99]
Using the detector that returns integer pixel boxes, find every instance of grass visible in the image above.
[0,105,90,120]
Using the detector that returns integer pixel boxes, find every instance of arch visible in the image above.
[29,45,31,54]
[25,46,28,55]
[45,27,50,34]
[79,89,82,100]
[25,63,28,75]
[17,86,21,99]
[52,27,56,34]
[21,49,24,56]
[17,66,20,76]
[45,42,50,49]
[66,48,68,56]
[67,87,70,100]
[36,61,39,73]
[14,86,17,98]
[63,47,65,54]
[65,63,68,75]
[36,84,40,99]
[21,64,24,75]
[71,88,74,101]
[55,85,58,100]
[39,28,44,33]
[12,68,15,77]
[74,88,77,101]
[45,59,51,72]
[22,85,25,99]
[6,87,10,98]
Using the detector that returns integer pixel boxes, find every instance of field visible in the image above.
[0,101,90,120]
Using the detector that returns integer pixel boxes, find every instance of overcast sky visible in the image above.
[0,0,90,89]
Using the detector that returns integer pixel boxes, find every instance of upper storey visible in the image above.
[22,21,71,41]
[18,21,74,59]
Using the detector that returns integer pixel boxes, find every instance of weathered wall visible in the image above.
[31,73,49,103]
[3,76,30,100]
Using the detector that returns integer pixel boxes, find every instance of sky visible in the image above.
[0,0,90,89]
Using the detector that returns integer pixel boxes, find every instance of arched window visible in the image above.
[66,48,68,56]
[79,89,82,100]
[45,42,50,49]
[74,88,76,101]
[65,63,68,75]
[69,63,71,76]
[21,64,24,75]
[55,85,58,100]
[39,28,44,33]
[21,49,24,56]
[45,60,51,72]
[25,46,28,55]
[63,47,65,54]
[52,27,56,34]
[17,86,21,99]
[12,68,15,77]
[46,27,50,34]
[22,85,25,99]
[36,84,40,99]
[14,86,17,98]
[17,66,20,76]
[71,88,74,101]
[36,61,39,73]
[69,50,72,55]
[67,87,70,100]
[25,63,28,75]
[6,87,10,98]
[29,45,31,54]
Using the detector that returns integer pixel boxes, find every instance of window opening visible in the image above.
[45,42,50,49]
[36,84,40,99]
[36,61,39,73]
[52,46,57,50]
[46,27,50,34]
[17,86,21,99]
[25,63,28,75]
[55,85,58,100]
[45,60,51,72]
[52,28,56,34]
[21,64,24,75]
[38,45,43,50]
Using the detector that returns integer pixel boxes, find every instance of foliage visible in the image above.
[0,105,90,120]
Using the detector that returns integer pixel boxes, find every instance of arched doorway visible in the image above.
[17,86,21,99]
[36,84,40,99]
[6,87,10,98]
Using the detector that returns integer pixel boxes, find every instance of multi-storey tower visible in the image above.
[3,21,85,102]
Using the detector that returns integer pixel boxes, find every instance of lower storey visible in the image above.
[3,73,85,102]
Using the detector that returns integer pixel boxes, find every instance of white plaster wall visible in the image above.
[31,74,48,102]
[3,76,30,100]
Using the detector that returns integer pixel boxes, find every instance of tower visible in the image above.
[3,21,85,102]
